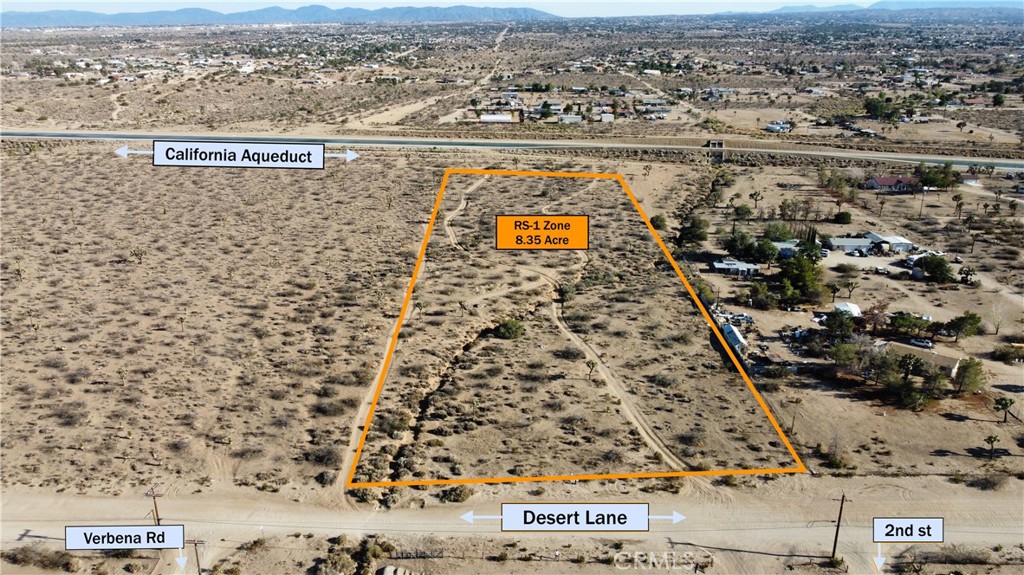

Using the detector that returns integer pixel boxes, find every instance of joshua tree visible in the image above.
[842,280,860,298]
[642,164,653,179]
[995,397,1015,424]
[748,189,764,209]
[984,434,1000,459]
[828,283,841,303]
[586,359,598,381]
[952,193,964,219]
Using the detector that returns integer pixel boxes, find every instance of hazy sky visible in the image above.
[1,1,873,17]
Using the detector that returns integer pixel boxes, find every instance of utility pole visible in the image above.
[186,539,205,575]
[831,493,849,561]
[145,483,163,526]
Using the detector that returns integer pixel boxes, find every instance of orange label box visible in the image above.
[495,215,589,250]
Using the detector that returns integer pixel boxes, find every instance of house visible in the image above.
[558,114,583,124]
[886,342,963,379]
[771,239,801,259]
[711,258,761,277]
[865,176,918,193]
[827,236,874,253]
[864,232,914,253]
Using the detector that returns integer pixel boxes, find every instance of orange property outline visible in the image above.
[345,168,808,489]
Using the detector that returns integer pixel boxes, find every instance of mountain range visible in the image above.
[0,5,559,27]
[773,1,1023,13]
[1,2,1021,28]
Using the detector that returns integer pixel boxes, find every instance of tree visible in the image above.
[753,238,779,266]
[586,359,598,381]
[842,280,860,298]
[957,120,968,132]
[830,343,859,369]
[834,211,852,224]
[776,255,824,304]
[1010,200,1019,217]
[959,266,975,284]
[734,204,753,222]
[952,193,965,219]
[650,214,667,230]
[863,301,890,334]
[952,357,986,394]
[746,282,777,310]
[916,255,955,283]
[945,311,982,342]
[723,230,756,260]
[827,282,841,303]
[995,396,1016,423]
[984,434,1000,459]
[993,93,1006,107]
[898,354,924,387]
[824,310,855,344]
[748,190,764,209]
[675,215,709,245]
[642,164,653,179]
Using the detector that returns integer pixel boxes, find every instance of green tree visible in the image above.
[830,343,859,369]
[945,311,982,342]
[746,282,777,310]
[762,222,793,241]
[753,238,780,266]
[650,214,667,230]
[824,310,855,344]
[776,255,824,304]
[723,230,756,260]
[733,204,753,222]
[993,93,1006,107]
[952,357,986,394]
[916,255,955,283]
[995,396,1015,423]
[675,215,709,245]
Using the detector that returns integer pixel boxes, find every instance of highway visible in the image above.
[3,129,1023,169]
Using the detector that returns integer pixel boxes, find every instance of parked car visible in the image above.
[909,338,934,349]
[820,249,830,258]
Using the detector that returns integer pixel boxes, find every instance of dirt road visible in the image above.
[4,475,1021,574]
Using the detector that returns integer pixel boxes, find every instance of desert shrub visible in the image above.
[966,473,1008,491]
[832,263,859,276]
[313,399,357,417]
[495,318,525,340]
[439,485,474,503]
[311,545,356,575]
[305,446,342,467]
[1,543,78,572]
[239,537,268,552]
[927,544,991,565]
[53,401,88,427]
[40,356,69,370]
[834,211,853,224]
[230,446,263,460]
[677,428,706,446]
[554,346,586,360]
[991,345,1024,364]
[650,214,668,230]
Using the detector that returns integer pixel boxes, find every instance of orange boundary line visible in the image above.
[345,168,807,489]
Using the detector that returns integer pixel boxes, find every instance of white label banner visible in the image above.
[502,503,649,532]
[153,141,324,169]
[873,518,944,543]
[66,525,185,550]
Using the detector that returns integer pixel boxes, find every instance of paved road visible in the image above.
[3,129,1023,169]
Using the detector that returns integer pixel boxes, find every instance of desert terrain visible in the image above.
[2,6,1024,575]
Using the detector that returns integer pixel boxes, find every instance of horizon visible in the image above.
[0,1,877,18]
